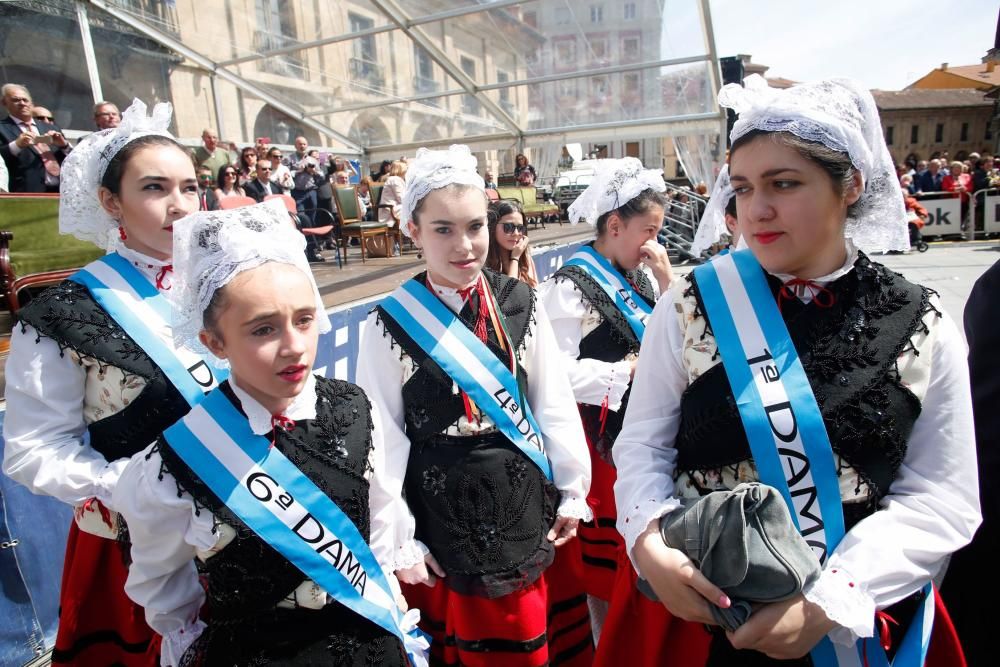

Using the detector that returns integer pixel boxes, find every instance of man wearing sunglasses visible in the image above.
[244,159,278,202]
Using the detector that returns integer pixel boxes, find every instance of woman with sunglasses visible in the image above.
[236,146,257,186]
[214,164,245,202]
[486,199,537,287]
[538,158,674,641]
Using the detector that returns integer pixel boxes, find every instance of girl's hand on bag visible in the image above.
[395,552,446,588]
[726,593,836,659]
[633,517,731,625]
[547,516,579,546]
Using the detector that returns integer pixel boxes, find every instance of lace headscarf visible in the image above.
[719,74,908,253]
[690,165,735,257]
[567,157,666,227]
[59,99,176,250]
[170,199,332,367]
[400,144,485,237]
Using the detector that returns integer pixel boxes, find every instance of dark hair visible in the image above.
[595,188,668,236]
[724,195,737,218]
[485,199,536,285]
[202,285,229,335]
[216,163,237,185]
[99,134,185,194]
[730,130,860,215]
[410,183,488,225]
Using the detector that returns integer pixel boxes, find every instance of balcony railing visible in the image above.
[350,57,385,90]
[109,0,179,35]
[253,29,305,79]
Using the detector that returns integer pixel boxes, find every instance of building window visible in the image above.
[555,39,576,66]
[590,37,608,63]
[623,73,640,96]
[935,123,944,143]
[624,2,637,20]
[414,46,438,104]
[622,36,640,60]
[885,125,894,146]
[461,56,480,115]
[348,13,383,89]
[591,5,603,23]
[910,125,919,144]
[558,79,576,99]
[523,11,537,28]
[555,7,570,24]
[255,0,303,78]
[497,70,514,116]
[960,122,969,142]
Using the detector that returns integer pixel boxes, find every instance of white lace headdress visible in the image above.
[719,74,908,253]
[690,165,735,257]
[567,157,666,226]
[400,144,485,237]
[59,99,176,249]
[170,199,332,367]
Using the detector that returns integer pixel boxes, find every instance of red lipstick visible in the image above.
[277,364,308,383]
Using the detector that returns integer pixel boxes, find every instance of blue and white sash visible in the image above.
[379,278,553,480]
[563,244,652,341]
[69,253,226,405]
[162,388,429,666]
[694,249,933,667]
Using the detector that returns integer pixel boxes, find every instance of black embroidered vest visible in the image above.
[17,281,192,462]
[155,377,406,667]
[375,270,559,599]
[552,252,656,460]
[676,254,934,530]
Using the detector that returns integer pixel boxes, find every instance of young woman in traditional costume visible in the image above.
[599,75,980,667]
[3,101,220,666]
[357,144,593,667]
[537,157,673,641]
[112,200,427,666]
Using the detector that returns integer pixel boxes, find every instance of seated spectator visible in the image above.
[378,160,406,227]
[900,173,918,195]
[196,165,220,211]
[1,82,69,193]
[357,175,375,220]
[372,159,391,181]
[193,128,231,176]
[327,155,357,181]
[267,146,293,192]
[93,101,120,130]
[244,159,278,202]
[557,145,574,170]
[292,156,323,221]
[484,169,497,189]
[236,146,257,186]
[214,164,245,201]
[514,153,536,185]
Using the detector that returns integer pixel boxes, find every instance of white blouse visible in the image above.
[113,374,402,667]
[356,275,593,572]
[538,264,659,411]
[613,250,980,645]
[3,244,173,520]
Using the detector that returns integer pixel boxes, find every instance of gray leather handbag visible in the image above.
[637,482,821,631]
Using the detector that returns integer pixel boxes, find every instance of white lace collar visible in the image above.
[771,239,859,304]
[230,373,318,435]
[113,242,172,289]
[426,273,478,313]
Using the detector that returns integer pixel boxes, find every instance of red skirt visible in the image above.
[51,522,159,667]
[402,577,550,667]
[577,428,623,602]
[544,540,594,666]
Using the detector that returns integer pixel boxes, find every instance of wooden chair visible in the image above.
[0,231,77,316]
[218,195,257,210]
[333,186,389,264]
[375,186,411,254]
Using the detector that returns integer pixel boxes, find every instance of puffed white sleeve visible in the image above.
[113,445,217,666]
[612,285,688,575]
[365,403,405,598]
[803,309,981,645]
[524,302,592,520]
[538,279,633,410]
[3,324,127,506]
[356,311,427,571]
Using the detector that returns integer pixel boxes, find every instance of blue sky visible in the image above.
[661,0,999,90]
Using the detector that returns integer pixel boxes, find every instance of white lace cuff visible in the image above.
[622,497,682,577]
[557,495,593,522]
[803,566,875,645]
[160,619,207,667]
[394,539,429,571]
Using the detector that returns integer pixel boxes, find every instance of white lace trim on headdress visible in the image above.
[567,157,665,226]
[400,144,485,237]
[690,164,735,257]
[718,74,908,253]
[170,199,332,368]
[59,99,175,250]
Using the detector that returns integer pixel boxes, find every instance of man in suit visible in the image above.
[0,83,69,193]
[244,159,278,202]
